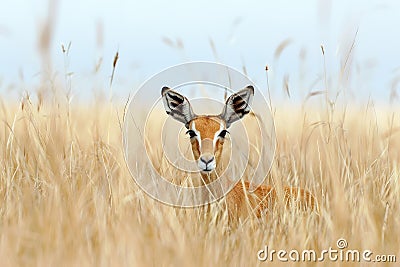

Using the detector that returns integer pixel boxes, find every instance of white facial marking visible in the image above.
[191,121,201,149]
[212,120,225,149]
[198,159,216,172]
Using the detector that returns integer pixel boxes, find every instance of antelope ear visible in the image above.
[220,85,254,128]
[161,87,196,128]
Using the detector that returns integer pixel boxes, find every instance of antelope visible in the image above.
[161,85,317,223]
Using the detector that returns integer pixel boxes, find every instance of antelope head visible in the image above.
[161,86,254,176]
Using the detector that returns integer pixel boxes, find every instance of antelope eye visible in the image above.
[186,130,197,138]
[218,129,229,138]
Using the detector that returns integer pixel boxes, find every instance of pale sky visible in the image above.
[0,0,399,103]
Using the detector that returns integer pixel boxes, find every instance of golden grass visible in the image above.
[0,95,399,266]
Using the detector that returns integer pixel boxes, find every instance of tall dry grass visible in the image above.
[2,1,399,264]
[0,91,399,266]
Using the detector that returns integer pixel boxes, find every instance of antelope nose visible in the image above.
[200,155,215,165]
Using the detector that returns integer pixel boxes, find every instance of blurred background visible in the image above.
[0,0,399,104]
